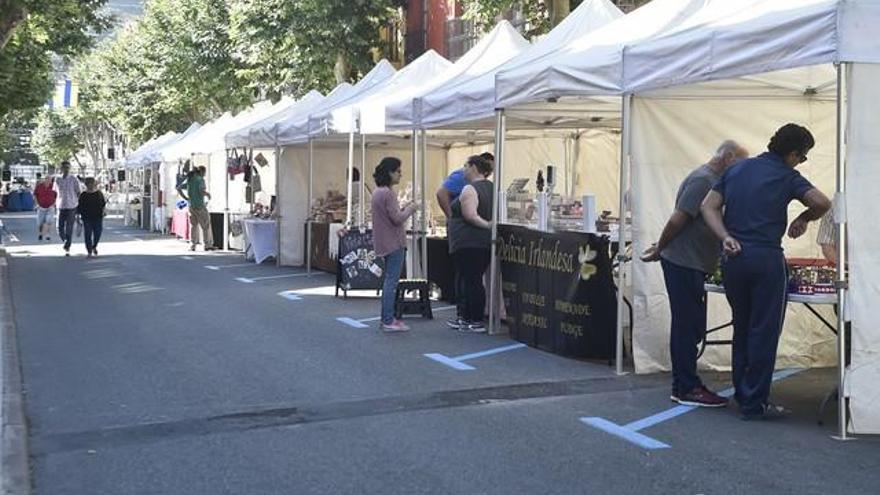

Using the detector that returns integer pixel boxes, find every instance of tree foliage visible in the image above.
[30,108,81,167]
[0,0,109,118]
[228,0,401,101]
[460,0,551,38]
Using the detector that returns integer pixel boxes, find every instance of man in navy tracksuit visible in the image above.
[701,124,831,420]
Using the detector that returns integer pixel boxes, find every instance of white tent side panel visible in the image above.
[278,143,448,267]
[844,63,880,434]
[630,92,837,374]
[445,131,620,214]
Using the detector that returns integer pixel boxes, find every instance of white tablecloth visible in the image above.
[243,219,277,264]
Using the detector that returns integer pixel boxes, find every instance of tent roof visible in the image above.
[361,21,529,134]
[418,0,623,131]
[624,0,880,94]
[225,91,324,148]
[159,113,235,162]
[495,0,711,111]
[327,50,452,134]
[124,123,201,168]
[274,59,396,145]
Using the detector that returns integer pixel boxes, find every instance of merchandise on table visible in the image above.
[711,258,836,295]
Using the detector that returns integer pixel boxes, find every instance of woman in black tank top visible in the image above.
[448,155,494,331]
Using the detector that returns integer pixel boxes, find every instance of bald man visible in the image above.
[641,140,749,408]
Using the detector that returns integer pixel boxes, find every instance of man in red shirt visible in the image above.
[33,172,57,241]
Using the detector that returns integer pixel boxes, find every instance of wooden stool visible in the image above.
[395,279,433,320]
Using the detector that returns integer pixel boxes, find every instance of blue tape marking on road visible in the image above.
[584,368,806,449]
[580,418,670,450]
[235,277,254,284]
[453,343,527,362]
[624,405,695,431]
[424,353,476,371]
[337,317,370,329]
[277,291,302,301]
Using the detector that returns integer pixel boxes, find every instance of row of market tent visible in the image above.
[119,0,880,437]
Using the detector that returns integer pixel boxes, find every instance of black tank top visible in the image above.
[448,179,494,253]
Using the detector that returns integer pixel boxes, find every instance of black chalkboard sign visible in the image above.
[336,229,385,295]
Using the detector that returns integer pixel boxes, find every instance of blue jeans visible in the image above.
[380,248,405,325]
[57,208,76,250]
[82,217,103,253]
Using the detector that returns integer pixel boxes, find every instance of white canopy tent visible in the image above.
[361,21,529,135]
[271,62,397,267]
[224,91,325,149]
[492,0,716,370]
[612,0,880,436]
[418,0,623,131]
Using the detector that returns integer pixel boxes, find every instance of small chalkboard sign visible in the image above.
[336,229,385,295]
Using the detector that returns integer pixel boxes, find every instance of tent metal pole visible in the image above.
[616,94,633,376]
[346,131,355,226]
[488,110,506,336]
[360,133,367,227]
[307,138,314,276]
[834,63,849,440]
[274,140,281,266]
[420,128,428,279]
[408,129,418,278]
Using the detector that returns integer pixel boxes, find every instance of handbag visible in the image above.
[251,166,262,193]
[74,218,83,238]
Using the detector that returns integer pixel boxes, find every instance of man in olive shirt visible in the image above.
[642,140,748,407]
[178,166,213,251]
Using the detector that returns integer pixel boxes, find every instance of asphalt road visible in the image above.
[1,213,878,495]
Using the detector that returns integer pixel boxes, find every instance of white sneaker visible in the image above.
[381,320,410,332]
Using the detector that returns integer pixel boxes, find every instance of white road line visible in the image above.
[235,273,309,283]
[205,263,252,270]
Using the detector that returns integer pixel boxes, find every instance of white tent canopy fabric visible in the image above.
[160,113,235,163]
[329,50,452,134]
[418,0,623,130]
[494,0,711,110]
[225,91,324,149]
[124,123,202,169]
[623,0,880,94]
[271,60,396,146]
[361,21,529,134]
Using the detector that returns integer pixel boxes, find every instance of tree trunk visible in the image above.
[0,3,27,52]
[334,52,350,84]
[549,0,570,28]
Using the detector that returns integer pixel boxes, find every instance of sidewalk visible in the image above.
[0,244,31,494]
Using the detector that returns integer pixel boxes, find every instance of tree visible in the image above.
[460,0,550,38]
[73,0,252,146]
[0,0,108,118]
[228,0,401,100]
[30,108,82,168]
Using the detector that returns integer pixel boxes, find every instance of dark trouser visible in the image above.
[57,208,77,250]
[721,247,788,416]
[661,258,707,395]
[452,258,465,318]
[83,217,103,253]
[453,248,491,323]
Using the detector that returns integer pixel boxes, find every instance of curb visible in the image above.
[0,247,31,495]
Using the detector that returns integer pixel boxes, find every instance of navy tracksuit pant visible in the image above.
[661,258,707,396]
[721,247,788,416]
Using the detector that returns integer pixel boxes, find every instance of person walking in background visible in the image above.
[54,161,81,256]
[177,166,213,251]
[77,177,106,257]
[371,157,418,332]
[702,124,831,420]
[641,140,748,408]
[34,171,57,241]
[447,155,494,332]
